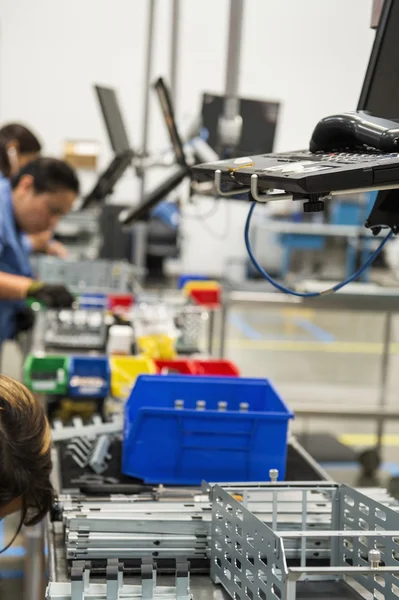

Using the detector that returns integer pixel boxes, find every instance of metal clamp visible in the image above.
[250,173,293,203]
[214,169,249,197]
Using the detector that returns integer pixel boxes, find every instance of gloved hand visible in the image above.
[15,306,35,333]
[26,281,75,308]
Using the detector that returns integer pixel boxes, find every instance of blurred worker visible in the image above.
[0,157,79,348]
[0,375,53,553]
[0,123,68,258]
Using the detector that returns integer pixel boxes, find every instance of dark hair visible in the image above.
[0,123,42,178]
[0,375,53,532]
[11,157,80,195]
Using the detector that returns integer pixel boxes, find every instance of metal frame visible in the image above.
[211,483,399,600]
[46,558,190,600]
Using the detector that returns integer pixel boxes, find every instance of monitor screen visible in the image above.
[95,85,132,154]
[201,93,280,157]
[153,78,187,168]
[358,0,399,120]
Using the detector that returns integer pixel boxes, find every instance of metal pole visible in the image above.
[219,295,228,359]
[375,311,392,453]
[208,310,215,356]
[170,0,180,105]
[223,0,244,121]
[133,0,156,274]
[140,0,156,200]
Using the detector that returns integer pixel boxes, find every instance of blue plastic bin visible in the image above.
[123,375,293,484]
[78,293,107,309]
[68,355,110,398]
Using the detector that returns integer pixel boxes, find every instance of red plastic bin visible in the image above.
[189,288,221,307]
[108,294,134,313]
[155,359,197,375]
[193,359,240,377]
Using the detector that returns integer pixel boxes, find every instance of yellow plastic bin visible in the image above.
[110,355,157,400]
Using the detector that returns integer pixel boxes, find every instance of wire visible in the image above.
[244,201,394,298]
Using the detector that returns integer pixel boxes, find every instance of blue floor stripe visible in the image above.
[320,461,399,475]
[1,546,25,558]
[0,569,24,579]
[229,314,263,340]
[293,317,336,343]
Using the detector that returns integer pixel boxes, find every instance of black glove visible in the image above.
[27,281,75,308]
[15,305,36,334]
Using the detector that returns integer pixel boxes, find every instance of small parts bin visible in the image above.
[194,359,240,376]
[68,356,110,398]
[110,355,157,399]
[155,359,240,376]
[108,294,134,313]
[182,280,221,307]
[155,359,197,375]
[24,354,69,394]
[123,375,293,485]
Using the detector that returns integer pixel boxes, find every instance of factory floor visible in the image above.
[1,300,399,595]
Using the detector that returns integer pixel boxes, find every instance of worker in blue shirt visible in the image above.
[0,157,78,347]
[0,123,68,258]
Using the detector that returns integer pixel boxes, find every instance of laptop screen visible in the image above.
[95,85,132,154]
[153,77,188,168]
[358,0,399,120]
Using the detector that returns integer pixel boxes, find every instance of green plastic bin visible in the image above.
[24,354,70,394]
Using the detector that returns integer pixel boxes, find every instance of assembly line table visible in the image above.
[45,437,331,600]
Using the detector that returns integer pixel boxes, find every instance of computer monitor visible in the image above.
[80,150,135,210]
[201,93,280,157]
[153,77,188,168]
[358,0,399,119]
[119,78,191,227]
[94,85,132,154]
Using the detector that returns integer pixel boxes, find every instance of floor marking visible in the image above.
[319,460,399,475]
[228,314,263,340]
[292,316,336,343]
[226,339,388,353]
[339,433,399,447]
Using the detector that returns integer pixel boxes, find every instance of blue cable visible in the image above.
[244,202,394,298]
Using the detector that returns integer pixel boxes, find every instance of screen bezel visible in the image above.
[153,77,188,168]
[94,84,132,155]
[357,0,393,111]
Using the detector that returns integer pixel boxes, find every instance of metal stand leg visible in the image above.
[208,310,215,356]
[376,311,392,453]
[132,222,148,284]
[23,522,45,600]
[170,0,180,105]
[358,311,392,481]
[139,0,156,200]
[219,300,228,359]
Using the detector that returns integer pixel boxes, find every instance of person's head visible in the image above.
[12,157,80,233]
[0,124,42,178]
[0,375,52,530]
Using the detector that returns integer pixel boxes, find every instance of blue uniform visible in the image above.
[0,174,32,344]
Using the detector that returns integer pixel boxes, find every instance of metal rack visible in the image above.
[46,558,191,600]
[48,480,399,599]
[211,482,399,600]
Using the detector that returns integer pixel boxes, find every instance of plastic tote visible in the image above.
[68,356,111,398]
[123,375,293,485]
[23,354,69,394]
[110,355,157,399]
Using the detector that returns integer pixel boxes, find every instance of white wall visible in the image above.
[0,0,376,275]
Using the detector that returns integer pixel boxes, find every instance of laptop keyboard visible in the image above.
[266,150,399,165]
